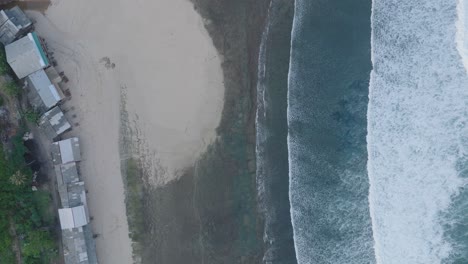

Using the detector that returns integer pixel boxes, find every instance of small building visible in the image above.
[66,181,88,208]
[55,162,80,185]
[5,32,49,79]
[55,162,80,207]
[38,106,71,139]
[51,137,81,165]
[24,69,64,113]
[58,205,89,230]
[58,181,88,211]
[0,6,32,45]
[62,227,89,264]
[62,226,98,264]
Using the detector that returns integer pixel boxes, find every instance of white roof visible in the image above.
[58,205,88,230]
[59,137,81,164]
[26,69,62,109]
[5,32,48,79]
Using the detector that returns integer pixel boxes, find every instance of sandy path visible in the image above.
[28,0,224,263]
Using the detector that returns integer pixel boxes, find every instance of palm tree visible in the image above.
[10,170,26,186]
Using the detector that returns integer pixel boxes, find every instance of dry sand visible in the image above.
[28,0,224,262]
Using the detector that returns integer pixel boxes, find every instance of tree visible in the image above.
[24,109,40,123]
[9,170,26,186]
[22,229,57,263]
[0,45,8,75]
[2,81,19,97]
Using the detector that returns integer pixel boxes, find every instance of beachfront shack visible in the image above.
[5,32,49,79]
[55,164,98,263]
[58,180,98,264]
[24,69,65,113]
[53,157,98,263]
[62,225,98,264]
[59,205,89,229]
[51,137,81,165]
[55,162,80,207]
[62,227,90,264]
[0,6,32,45]
[38,106,71,139]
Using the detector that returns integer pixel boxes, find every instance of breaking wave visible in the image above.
[368,0,468,263]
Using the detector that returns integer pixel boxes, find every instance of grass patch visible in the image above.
[0,44,9,75]
[1,81,20,97]
[32,191,54,226]
[124,158,145,244]
[24,109,40,124]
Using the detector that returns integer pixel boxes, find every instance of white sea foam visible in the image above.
[368,0,468,263]
[255,0,272,240]
[287,0,377,262]
[287,0,301,262]
[457,0,468,73]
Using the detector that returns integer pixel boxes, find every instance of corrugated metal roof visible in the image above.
[62,227,93,264]
[39,106,71,139]
[0,18,18,44]
[67,181,87,208]
[59,208,75,229]
[59,139,74,164]
[0,10,9,25]
[25,69,63,111]
[58,137,81,164]
[0,7,31,45]
[72,206,88,227]
[59,205,88,230]
[5,6,32,30]
[55,162,81,208]
[5,32,48,79]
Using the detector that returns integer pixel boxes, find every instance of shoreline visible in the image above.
[24,0,272,262]
[28,0,226,262]
[255,0,297,262]
[134,0,272,262]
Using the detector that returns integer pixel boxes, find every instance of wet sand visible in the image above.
[137,0,272,262]
[28,0,225,262]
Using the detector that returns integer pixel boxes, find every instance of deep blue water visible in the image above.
[257,0,468,263]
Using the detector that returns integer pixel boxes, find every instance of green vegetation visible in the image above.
[10,170,27,186]
[124,158,145,243]
[33,191,54,226]
[2,81,20,97]
[24,109,40,123]
[0,133,57,264]
[0,45,9,75]
[0,43,58,264]
[22,230,56,263]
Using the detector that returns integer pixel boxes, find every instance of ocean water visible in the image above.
[259,0,468,263]
[368,0,468,263]
[286,0,375,263]
[256,0,296,263]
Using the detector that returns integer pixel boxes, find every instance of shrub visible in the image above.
[0,46,8,75]
[24,109,40,123]
[22,229,57,263]
[2,81,20,97]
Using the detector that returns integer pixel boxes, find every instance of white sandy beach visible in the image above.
[28,0,224,262]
